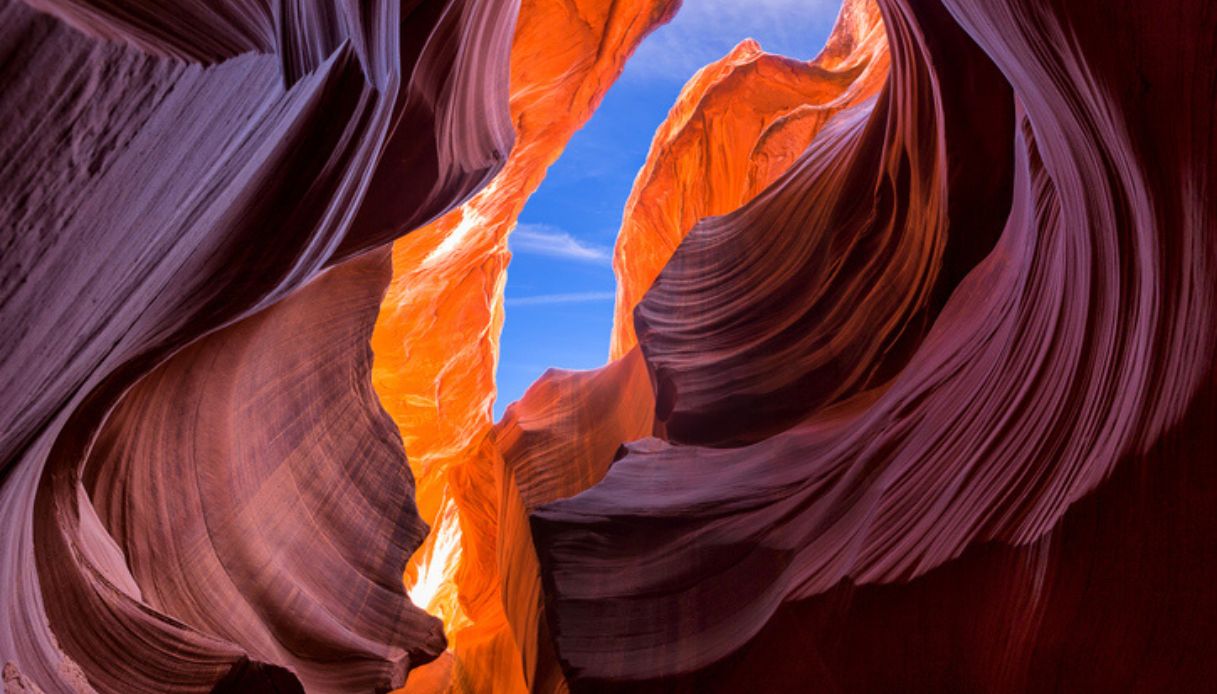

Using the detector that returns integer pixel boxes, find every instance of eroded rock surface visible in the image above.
[2,0,1214,691]
[369,0,678,691]
[0,0,516,690]
[532,0,1217,688]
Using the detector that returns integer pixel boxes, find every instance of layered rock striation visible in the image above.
[0,0,517,691]
[532,0,1217,689]
[0,0,1213,691]
[610,0,889,359]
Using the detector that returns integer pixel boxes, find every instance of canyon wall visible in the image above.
[490,2,897,690]
[368,1,678,691]
[610,0,888,358]
[0,0,1214,692]
[531,0,1217,689]
[0,0,517,691]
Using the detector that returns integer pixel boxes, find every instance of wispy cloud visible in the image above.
[505,291,616,307]
[623,0,840,83]
[511,223,611,263]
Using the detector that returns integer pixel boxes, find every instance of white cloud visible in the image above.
[504,291,616,307]
[511,223,611,263]
[624,0,842,83]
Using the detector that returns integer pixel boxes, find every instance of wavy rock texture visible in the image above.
[493,348,657,693]
[610,0,888,358]
[0,0,517,691]
[2,0,1214,691]
[630,0,1015,446]
[487,3,892,690]
[367,1,678,691]
[532,0,1217,689]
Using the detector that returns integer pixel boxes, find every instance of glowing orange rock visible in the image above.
[471,5,890,690]
[475,3,892,688]
[378,1,886,689]
[370,0,679,690]
[609,0,888,358]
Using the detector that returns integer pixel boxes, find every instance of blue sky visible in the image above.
[495,0,839,419]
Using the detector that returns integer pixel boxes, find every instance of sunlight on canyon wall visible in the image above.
[369,0,679,690]
[610,0,888,356]
[375,0,889,690]
[4,0,1214,691]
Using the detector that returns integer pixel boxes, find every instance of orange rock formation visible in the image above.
[610,0,888,357]
[375,1,889,689]
[388,1,890,690]
[369,0,678,690]
[481,2,891,689]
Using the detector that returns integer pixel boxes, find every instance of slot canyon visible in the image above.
[0,0,1214,692]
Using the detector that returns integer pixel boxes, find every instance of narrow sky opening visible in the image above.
[495,1,839,419]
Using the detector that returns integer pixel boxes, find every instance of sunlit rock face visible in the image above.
[368,0,678,691]
[486,3,893,691]
[610,0,888,358]
[0,0,516,691]
[629,0,1017,447]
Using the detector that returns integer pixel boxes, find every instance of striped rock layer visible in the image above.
[1,0,1214,692]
